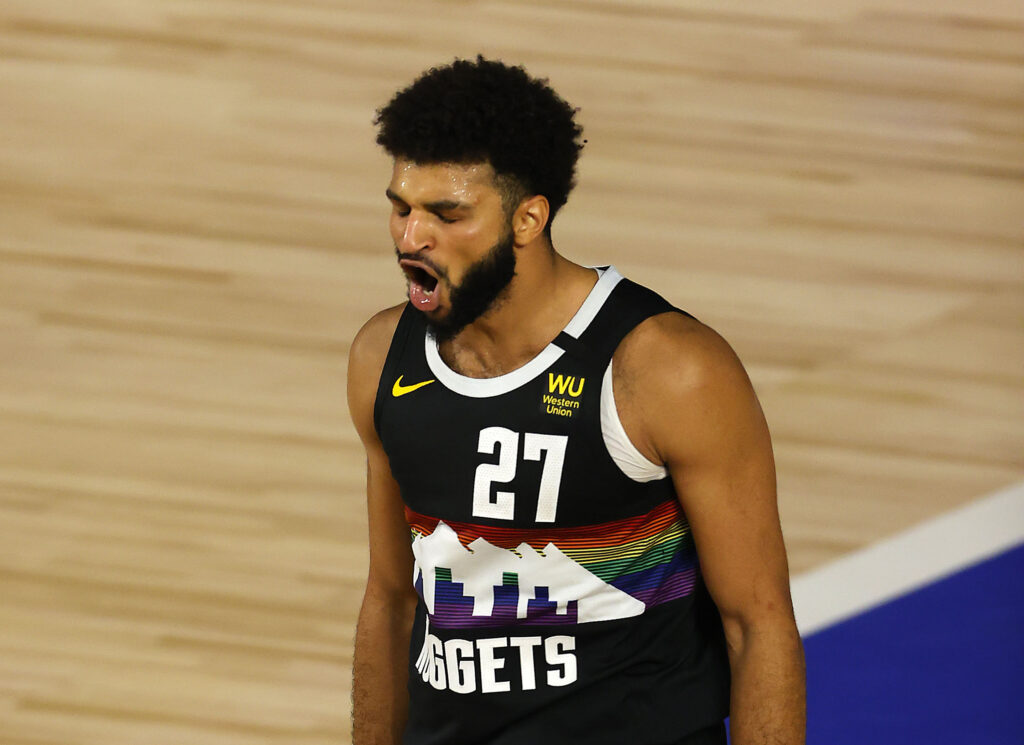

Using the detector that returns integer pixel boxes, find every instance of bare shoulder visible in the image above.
[615,311,751,398]
[347,304,406,442]
[612,311,760,465]
[349,304,405,381]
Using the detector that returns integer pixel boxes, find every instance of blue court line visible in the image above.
[785,482,1024,744]
[803,542,1024,745]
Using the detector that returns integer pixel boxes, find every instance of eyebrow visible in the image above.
[385,189,469,213]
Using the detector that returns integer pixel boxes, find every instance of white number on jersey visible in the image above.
[472,428,569,522]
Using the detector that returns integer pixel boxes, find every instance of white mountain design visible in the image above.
[412,521,645,624]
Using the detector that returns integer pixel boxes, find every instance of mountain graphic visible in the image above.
[412,521,646,625]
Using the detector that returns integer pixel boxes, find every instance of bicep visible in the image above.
[347,308,416,599]
[629,322,793,630]
[669,386,791,629]
[362,442,416,599]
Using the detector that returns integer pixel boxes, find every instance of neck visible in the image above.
[438,248,598,379]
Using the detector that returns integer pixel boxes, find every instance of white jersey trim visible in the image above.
[600,361,669,482]
[424,266,624,399]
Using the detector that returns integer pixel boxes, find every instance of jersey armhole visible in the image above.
[372,304,418,439]
[600,360,669,483]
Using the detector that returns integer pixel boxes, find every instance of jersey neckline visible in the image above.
[423,266,623,399]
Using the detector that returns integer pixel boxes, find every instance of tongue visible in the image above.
[408,280,440,311]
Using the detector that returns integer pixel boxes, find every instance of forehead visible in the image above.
[388,160,500,204]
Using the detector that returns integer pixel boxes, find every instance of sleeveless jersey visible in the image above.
[374,267,730,745]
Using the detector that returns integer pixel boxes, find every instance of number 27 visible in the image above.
[473,427,567,522]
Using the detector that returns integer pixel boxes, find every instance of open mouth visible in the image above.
[399,259,442,310]
[402,263,439,294]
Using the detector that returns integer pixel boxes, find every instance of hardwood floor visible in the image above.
[1,1,1021,742]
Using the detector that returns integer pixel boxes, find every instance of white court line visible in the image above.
[791,481,1024,636]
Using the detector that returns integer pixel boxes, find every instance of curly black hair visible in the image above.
[375,56,584,231]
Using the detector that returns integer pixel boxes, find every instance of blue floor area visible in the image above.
[803,543,1024,745]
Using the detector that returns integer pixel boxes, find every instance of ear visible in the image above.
[512,195,550,247]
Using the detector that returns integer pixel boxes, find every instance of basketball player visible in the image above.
[348,57,805,745]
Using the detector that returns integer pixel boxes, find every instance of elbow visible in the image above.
[363,571,419,613]
[719,601,801,661]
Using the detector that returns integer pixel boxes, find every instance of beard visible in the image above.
[398,228,517,343]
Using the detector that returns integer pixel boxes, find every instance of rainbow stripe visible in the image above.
[407,500,699,628]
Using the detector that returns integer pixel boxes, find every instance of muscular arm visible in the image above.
[348,306,419,745]
[615,313,805,744]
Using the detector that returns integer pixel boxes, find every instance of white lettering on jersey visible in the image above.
[509,636,542,691]
[427,634,446,690]
[545,635,577,687]
[444,639,476,694]
[416,619,579,694]
[476,637,511,693]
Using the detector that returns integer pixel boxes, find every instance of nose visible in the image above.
[398,211,431,253]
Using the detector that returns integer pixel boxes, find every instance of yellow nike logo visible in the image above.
[392,375,435,397]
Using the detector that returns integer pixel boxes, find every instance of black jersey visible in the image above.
[374,267,730,745]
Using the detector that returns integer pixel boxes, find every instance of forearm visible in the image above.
[352,585,417,745]
[726,617,806,745]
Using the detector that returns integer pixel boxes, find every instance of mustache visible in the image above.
[394,247,449,282]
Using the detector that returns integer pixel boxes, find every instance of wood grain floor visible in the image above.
[1,1,1022,742]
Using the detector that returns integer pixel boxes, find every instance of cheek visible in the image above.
[458,219,494,243]
[448,225,491,264]
[448,225,490,261]
[388,215,403,244]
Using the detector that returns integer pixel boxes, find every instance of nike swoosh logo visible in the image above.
[392,375,435,397]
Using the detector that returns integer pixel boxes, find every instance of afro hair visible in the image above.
[375,56,584,229]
